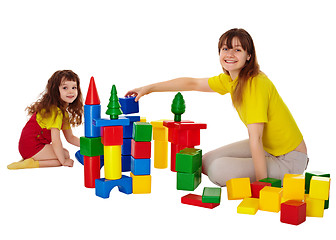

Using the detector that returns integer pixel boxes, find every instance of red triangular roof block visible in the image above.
[85,76,100,105]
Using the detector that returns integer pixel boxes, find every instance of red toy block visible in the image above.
[163,121,207,147]
[251,181,272,198]
[170,143,187,172]
[85,76,100,105]
[131,139,151,159]
[181,194,220,209]
[101,126,123,146]
[84,155,101,188]
[280,200,306,225]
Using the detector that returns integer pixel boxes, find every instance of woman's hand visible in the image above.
[125,86,152,102]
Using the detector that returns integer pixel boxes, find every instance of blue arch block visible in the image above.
[95,175,133,198]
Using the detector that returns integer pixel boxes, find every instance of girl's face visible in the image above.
[59,79,78,105]
[219,37,251,79]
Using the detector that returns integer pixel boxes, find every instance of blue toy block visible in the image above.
[122,138,132,155]
[93,117,130,127]
[131,156,151,175]
[75,150,104,169]
[123,115,141,138]
[119,96,139,114]
[95,175,133,198]
[84,105,101,138]
[122,155,131,172]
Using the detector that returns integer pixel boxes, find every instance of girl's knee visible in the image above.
[206,159,230,187]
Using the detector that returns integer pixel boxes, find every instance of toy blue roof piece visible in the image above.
[119,96,139,115]
[93,116,130,127]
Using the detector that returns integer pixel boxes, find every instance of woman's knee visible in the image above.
[206,158,232,187]
[63,148,70,159]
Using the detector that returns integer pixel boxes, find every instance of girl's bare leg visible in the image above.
[32,144,71,168]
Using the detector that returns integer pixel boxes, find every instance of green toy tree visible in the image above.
[106,85,123,119]
[171,92,186,122]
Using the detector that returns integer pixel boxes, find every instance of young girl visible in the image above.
[125,28,308,186]
[8,70,84,169]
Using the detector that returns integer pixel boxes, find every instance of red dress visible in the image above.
[18,113,52,159]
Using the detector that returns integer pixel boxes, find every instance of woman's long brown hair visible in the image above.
[26,70,83,127]
[218,28,260,108]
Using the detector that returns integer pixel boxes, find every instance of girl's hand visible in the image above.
[63,159,74,167]
[125,86,151,102]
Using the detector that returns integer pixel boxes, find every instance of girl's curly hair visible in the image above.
[26,70,84,127]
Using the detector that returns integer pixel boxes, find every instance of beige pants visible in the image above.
[202,139,309,187]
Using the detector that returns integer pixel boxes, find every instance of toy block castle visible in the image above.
[78,77,155,198]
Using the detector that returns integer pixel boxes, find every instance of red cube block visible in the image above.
[84,156,101,188]
[251,181,272,198]
[101,126,123,146]
[280,200,306,225]
[131,139,151,159]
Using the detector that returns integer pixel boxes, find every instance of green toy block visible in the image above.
[259,178,282,188]
[202,187,222,203]
[305,171,330,209]
[80,137,104,157]
[132,122,152,142]
[177,167,201,191]
[176,148,202,173]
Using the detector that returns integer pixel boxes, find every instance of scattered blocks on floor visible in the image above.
[237,198,259,215]
[309,176,331,201]
[283,174,305,201]
[181,194,220,209]
[305,194,325,217]
[280,200,306,225]
[202,187,221,203]
[95,175,133,198]
[226,177,251,200]
[251,181,272,198]
[259,186,283,213]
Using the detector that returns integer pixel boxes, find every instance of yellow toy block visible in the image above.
[154,140,168,169]
[140,117,147,122]
[226,178,251,200]
[309,176,331,200]
[151,120,169,141]
[305,194,324,217]
[237,198,259,215]
[104,145,121,180]
[259,186,283,212]
[130,172,151,194]
[283,174,305,200]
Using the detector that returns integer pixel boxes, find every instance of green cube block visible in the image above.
[176,148,202,173]
[259,178,282,188]
[177,167,201,191]
[202,187,222,203]
[305,171,330,209]
[132,122,152,142]
[80,137,104,157]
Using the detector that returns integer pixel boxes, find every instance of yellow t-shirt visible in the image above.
[208,73,303,156]
[36,106,71,130]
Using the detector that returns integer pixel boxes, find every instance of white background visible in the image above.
[1,0,335,239]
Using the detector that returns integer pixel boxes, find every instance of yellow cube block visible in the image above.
[305,194,324,217]
[259,186,283,212]
[226,178,251,200]
[130,172,151,194]
[283,174,305,200]
[309,176,331,200]
[154,140,168,169]
[237,198,259,215]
